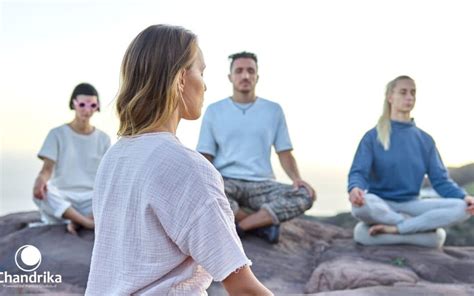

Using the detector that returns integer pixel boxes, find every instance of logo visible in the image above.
[1,244,62,288]
[15,245,42,272]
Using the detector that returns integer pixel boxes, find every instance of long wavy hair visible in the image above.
[376,75,415,150]
[116,25,197,136]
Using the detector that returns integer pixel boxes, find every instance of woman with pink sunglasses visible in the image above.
[33,83,111,234]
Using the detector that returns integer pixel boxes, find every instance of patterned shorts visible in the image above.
[223,178,314,224]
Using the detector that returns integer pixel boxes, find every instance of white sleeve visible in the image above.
[196,107,217,156]
[274,106,293,152]
[149,158,251,281]
[175,190,252,281]
[38,129,59,162]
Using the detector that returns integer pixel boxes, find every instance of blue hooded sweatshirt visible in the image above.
[348,120,465,201]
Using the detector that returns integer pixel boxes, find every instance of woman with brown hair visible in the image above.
[86,25,271,295]
[33,83,110,235]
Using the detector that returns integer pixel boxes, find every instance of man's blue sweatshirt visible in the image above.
[348,120,465,201]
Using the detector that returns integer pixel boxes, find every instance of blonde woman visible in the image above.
[86,25,271,295]
[348,75,474,248]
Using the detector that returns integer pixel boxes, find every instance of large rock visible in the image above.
[423,163,474,188]
[447,163,474,187]
[0,212,92,295]
[1,211,473,295]
[305,256,418,292]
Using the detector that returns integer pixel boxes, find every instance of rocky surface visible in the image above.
[447,163,474,187]
[423,163,474,188]
[1,211,473,295]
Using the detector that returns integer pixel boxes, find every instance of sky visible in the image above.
[1,0,473,215]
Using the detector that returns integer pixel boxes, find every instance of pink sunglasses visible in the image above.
[73,99,99,110]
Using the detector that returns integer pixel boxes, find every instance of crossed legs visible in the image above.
[235,208,273,231]
[225,178,313,231]
[34,190,94,235]
[351,193,470,247]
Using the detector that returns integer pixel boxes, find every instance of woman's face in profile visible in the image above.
[180,48,207,120]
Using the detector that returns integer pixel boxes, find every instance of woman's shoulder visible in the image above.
[92,127,111,140]
[361,126,377,141]
[44,124,70,139]
[413,125,435,145]
[142,136,222,192]
[49,124,69,133]
[148,134,217,174]
[171,143,220,177]
[50,125,110,141]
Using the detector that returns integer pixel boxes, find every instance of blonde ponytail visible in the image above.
[376,75,414,150]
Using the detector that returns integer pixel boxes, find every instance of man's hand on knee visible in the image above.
[292,179,316,201]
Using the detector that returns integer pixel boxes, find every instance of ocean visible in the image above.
[0,151,351,217]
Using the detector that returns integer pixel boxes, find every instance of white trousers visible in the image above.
[33,187,92,224]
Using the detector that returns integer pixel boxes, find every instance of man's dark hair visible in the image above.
[228,51,258,71]
[69,82,100,111]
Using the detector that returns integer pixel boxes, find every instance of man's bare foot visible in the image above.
[66,222,79,235]
[369,224,399,236]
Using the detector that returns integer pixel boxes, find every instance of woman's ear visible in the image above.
[179,69,187,93]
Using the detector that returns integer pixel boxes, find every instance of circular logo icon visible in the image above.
[15,245,42,272]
